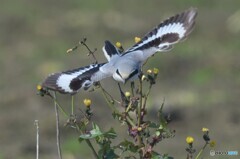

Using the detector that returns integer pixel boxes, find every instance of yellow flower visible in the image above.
[153,68,159,75]
[125,91,131,98]
[186,136,194,144]
[209,141,216,147]
[83,99,92,107]
[202,127,209,132]
[115,42,122,48]
[134,37,141,43]
[147,69,152,74]
[37,84,42,91]
[137,127,142,131]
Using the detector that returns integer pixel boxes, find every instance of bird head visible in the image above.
[113,66,139,83]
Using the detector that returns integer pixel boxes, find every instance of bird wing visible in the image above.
[123,8,197,58]
[41,63,109,94]
[102,40,120,61]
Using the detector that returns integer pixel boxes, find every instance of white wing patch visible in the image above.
[56,65,95,93]
[124,8,197,59]
[56,74,78,93]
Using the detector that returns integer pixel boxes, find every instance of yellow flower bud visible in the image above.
[209,141,216,147]
[66,48,73,53]
[147,69,152,74]
[125,91,131,98]
[134,37,141,43]
[186,136,194,144]
[153,68,159,75]
[37,85,42,91]
[115,42,122,48]
[141,75,147,81]
[83,99,92,107]
[137,127,142,131]
[202,127,209,132]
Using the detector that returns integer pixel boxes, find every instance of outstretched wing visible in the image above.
[41,63,108,94]
[102,40,120,61]
[124,8,197,57]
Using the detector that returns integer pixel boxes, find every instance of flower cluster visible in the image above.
[185,127,215,159]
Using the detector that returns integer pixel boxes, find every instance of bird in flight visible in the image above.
[41,8,198,94]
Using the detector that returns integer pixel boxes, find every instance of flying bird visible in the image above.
[41,8,198,94]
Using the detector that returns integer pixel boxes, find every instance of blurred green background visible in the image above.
[0,0,240,158]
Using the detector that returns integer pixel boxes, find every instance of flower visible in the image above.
[137,127,142,131]
[115,42,122,48]
[202,127,209,132]
[186,136,194,144]
[83,99,92,107]
[125,91,131,98]
[141,75,147,81]
[37,84,42,91]
[134,37,141,43]
[147,69,152,74]
[66,48,73,53]
[153,68,159,75]
[209,140,216,147]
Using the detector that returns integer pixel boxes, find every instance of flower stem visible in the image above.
[143,83,152,110]
[126,115,135,127]
[50,92,69,118]
[34,120,39,159]
[76,125,99,159]
[53,92,62,159]
[195,143,208,159]
[99,84,119,114]
[137,76,143,148]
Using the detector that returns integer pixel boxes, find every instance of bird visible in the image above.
[41,8,198,94]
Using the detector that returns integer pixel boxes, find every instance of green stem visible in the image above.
[143,83,152,110]
[76,125,99,159]
[99,85,119,114]
[126,115,135,127]
[137,77,143,146]
[51,92,69,118]
[53,92,62,159]
[195,143,208,159]
[85,139,99,159]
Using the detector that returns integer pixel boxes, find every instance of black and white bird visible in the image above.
[41,8,197,94]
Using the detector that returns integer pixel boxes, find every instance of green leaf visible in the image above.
[115,140,139,153]
[79,123,103,141]
[151,152,174,159]
[104,149,119,159]
[147,121,159,128]
[103,127,117,139]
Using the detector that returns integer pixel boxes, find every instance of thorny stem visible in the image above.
[137,75,144,150]
[80,39,98,64]
[195,142,208,159]
[143,83,153,110]
[53,92,62,159]
[75,125,99,159]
